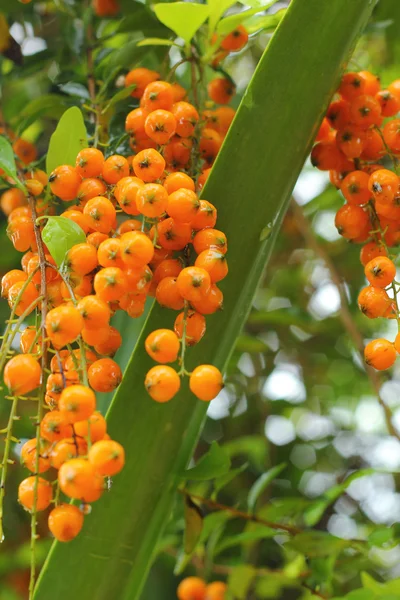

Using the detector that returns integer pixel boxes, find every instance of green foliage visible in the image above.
[247,463,287,513]
[153,2,210,45]
[41,217,86,268]
[46,107,88,175]
[181,442,231,481]
[0,137,25,193]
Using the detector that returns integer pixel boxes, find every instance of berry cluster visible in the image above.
[0,26,247,543]
[177,577,226,600]
[311,70,400,371]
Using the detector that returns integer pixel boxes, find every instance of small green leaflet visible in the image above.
[41,216,86,267]
[247,463,287,513]
[183,495,203,554]
[46,107,88,175]
[179,441,231,480]
[154,2,209,46]
[217,7,265,36]
[0,136,26,193]
[207,0,237,36]
[102,85,136,114]
[137,38,179,48]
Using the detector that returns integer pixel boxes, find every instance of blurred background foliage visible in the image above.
[2,1,400,599]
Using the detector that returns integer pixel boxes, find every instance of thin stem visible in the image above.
[291,199,400,441]
[179,489,300,535]
[0,396,19,541]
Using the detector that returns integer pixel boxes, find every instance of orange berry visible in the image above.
[97,237,124,269]
[144,109,177,145]
[174,310,206,346]
[177,577,207,600]
[189,364,223,401]
[336,126,365,159]
[164,136,192,168]
[20,325,41,354]
[61,209,91,235]
[191,200,217,230]
[364,256,396,288]
[195,250,228,283]
[132,148,165,182]
[125,107,147,136]
[7,216,35,252]
[76,148,105,178]
[18,476,52,512]
[177,267,211,302]
[4,354,41,396]
[77,177,107,204]
[45,305,84,348]
[208,78,235,105]
[120,231,154,267]
[145,365,180,402]
[1,188,26,216]
[349,95,382,128]
[40,410,73,443]
[368,169,399,205]
[359,71,381,96]
[383,119,400,153]
[193,229,227,254]
[74,412,107,443]
[221,24,248,51]
[157,218,192,251]
[340,171,371,205]
[125,67,159,99]
[77,295,111,331]
[326,99,351,130]
[20,438,51,473]
[58,458,104,502]
[49,165,81,201]
[8,280,39,316]
[334,204,370,240]
[311,141,348,171]
[145,329,180,363]
[114,176,143,216]
[205,582,227,600]
[13,138,37,165]
[66,242,98,275]
[1,269,27,297]
[156,277,184,310]
[360,128,384,161]
[141,80,174,112]
[360,242,387,266]
[94,267,128,302]
[339,72,366,101]
[59,384,96,423]
[167,189,200,222]
[88,440,125,476]
[88,358,122,392]
[171,101,199,138]
[200,129,223,164]
[94,326,122,355]
[358,286,391,319]
[164,172,195,195]
[102,154,130,184]
[50,437,87,470]
[48,504,84,542]
[376,90,400,117]
[136,183,168,218]
[117,219,142,235]
[83,196,116,234]
[364,338,396,370]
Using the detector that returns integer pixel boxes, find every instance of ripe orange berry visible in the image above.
[310,141,348,171]
[156,277,185,310]
[4,354,41,396]
[208,78,235,104]
[88,440,125,476]
[50,437,87,470]
[164,135,192,168]
[191,200,217,230]
[171,101,199,138]
[177,577,207,600]
[174,310,206,346]
[74,412,107,443]
[177,267,211,302]
[102,154,130,184]
[336,126,365,159]
[153,259,182,289]
[125,107,147,136]
[18,476,52,512]
[8,280,39,316]
[360,242,387,266]
[45,305,84,348]
[157,218,192,251]
[88,358,122,393]
[193,228,227,255]
[145,329,180,363]
[114,176,143,216]
[1,188,26,216]
[383,119,400,153]
[49,165,81,201]
[77,178,107,204]
[97,237,124,269]
[144,109,177,145]
[200,129,223,164]
[66,242,98,275]
[221,24,248,51]
[167,189,200,223]
[334,204,370,240]
[376,90,400,117]
[83,196,116,234]
[77,294,110,330]
[7,216,35,252]
[94,267,127,302]
[189,364,223,401]
[326,99,351,130]
[364,338,396,370]
[40,411,73,442]
[364,256,396,288]
[118,219,142,235]
[120,231,154,267]
[195,250,228,283]
[48,504,84,542]
[339,72,366,100]
[125,67,159,98]
[359,71,380,95]
[136,183,168,218]
[164,172,195,195]
[358,286,391,319]
[59,384,96,423]
[349,95,382,128]
[58,458,104,502]
[141,80,174,112]
[20,325,42,354]
[94,325,122,355]
[1,269,27,297]
[132,148,165,182]
[145,365,180,402]
[13,138,37,165]
[20,438,51,473]
[61,209,91,234]
[340,171,371,205]
[360,128,385,161]
[368,169,399,204]
[76,148,105,178]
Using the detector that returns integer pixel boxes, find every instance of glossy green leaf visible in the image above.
[217,7,265,36]
[368,527,394,548]
[46,107,88,175]
[183,495,203,554]
[101,85,136,113]
[41,217,86,267]
[34,1,377,599]
[180,441,231,481]
[58,82,90,99]
[247,463,286,513]
[0,136,25,193]
[207,0,237,36]
[227,565,256,600]
[153,2,209,45]
[137,38,178,47]
[243,10,285,35]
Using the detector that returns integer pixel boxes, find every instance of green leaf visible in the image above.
[58,82,90,99]
[213,462,248,495]
[41,217,86,268]
[247,463,287,513]
[46,107,88,175]
[15,94,68,136]
[102,85,136,113]
[183,495,203,554]
[136,38,179,47]
[288,531,349,558]
[35,1,378,599]
[217,7,265,36]
[200,511,231,543]
[207,0,237,36]
[215,527,276,554]
[243,10,285,35]
[227,565,256,599]
[368,527,394,548]
[0,137,24,192]
[153,2,210,45]
[180,441,231,481]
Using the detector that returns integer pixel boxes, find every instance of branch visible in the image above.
[290,199,399,440]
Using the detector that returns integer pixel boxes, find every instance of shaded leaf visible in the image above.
[154,2,209,45]
[227,565,256,599]
[41,217,86,267]
[0,136,25,192]
[213,463,248,495]
[183,495,203,554]
[181,441,231,481]
[217,7,266,36]
[215,526,276,554]
[247,463,287,513]
[102,85,136,113]
[58,82,90,99]
[46,107,88,175]
[288,531,349,558]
